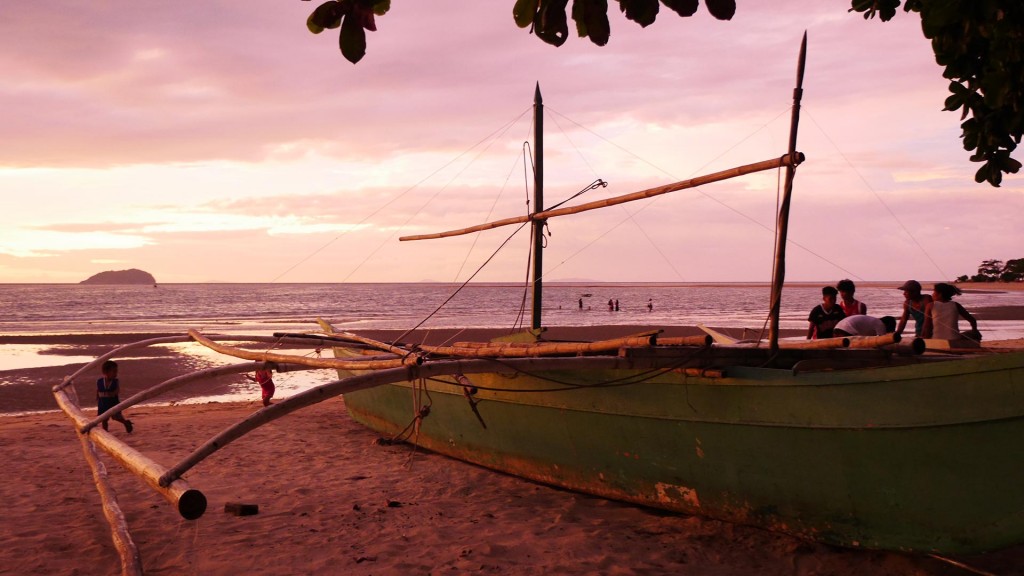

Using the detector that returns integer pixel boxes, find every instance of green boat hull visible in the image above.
[339,348,1024,554]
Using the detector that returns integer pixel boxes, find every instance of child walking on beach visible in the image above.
[96,360,133,433]
[246,365,276,407]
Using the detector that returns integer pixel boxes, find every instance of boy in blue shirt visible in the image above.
[97,360,134,433]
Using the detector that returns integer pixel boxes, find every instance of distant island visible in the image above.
[80,268,157,285]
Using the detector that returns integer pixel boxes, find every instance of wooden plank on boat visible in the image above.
[658,335,713,347]
[422,335,656,357]
[697,324,740,345]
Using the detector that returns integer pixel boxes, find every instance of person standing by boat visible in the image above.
[246,365,276,407]
[836,279,867,316]
[895,280,932,338]
[807,286,846,339]
[96,360,134,433]
[922,283,980,342]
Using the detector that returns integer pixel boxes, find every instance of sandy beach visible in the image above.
[3,324,1024,574]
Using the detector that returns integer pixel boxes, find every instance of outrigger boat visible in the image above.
[53,36,1024,567]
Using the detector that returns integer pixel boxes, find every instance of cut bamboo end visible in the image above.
[178,489,208,520]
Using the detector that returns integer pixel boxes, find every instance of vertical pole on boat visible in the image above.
[768,33,807,350]
[531,83,545,332]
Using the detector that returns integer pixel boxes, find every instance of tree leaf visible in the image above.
[537,0,570,46]
[705,0,736,20]
[339,13,367,63]
[618,0,659,27]
[660,0,698,18]
[353,5,377,31]
[573,0,610,45]
[307,1,346,34]
[514,0,538,28]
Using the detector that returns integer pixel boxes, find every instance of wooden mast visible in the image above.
[768,32,808,351]
[531,83,544,332]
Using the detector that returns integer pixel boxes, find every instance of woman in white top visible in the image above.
[922,283,979,341]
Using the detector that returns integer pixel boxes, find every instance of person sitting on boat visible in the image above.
[96,360,134,433]
[807,286,846,339]
[836,279,867,316]
[895,280,932,338]
[922,283,980,343]
[833,315,896,337]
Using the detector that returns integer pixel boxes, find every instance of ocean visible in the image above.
[2,282,1022,337]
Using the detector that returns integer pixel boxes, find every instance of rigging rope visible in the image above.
[388,221,531,346]
[268,107,531,284]
[804,111,949,280]
[543,106,863,281]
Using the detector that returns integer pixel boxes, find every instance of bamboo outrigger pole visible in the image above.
[768,32,808,351]
[53,387,207,519]
[78,434,143,576]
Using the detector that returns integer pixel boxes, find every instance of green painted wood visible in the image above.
[338,349,1024,554]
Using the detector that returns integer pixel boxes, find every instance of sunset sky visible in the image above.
[2,2,1021,284]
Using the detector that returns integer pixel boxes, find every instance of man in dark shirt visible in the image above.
[807,286,846,339]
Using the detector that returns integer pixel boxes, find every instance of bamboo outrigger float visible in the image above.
[52,35,1024,564]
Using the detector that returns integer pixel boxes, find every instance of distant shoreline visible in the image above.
[3,280,1023,290]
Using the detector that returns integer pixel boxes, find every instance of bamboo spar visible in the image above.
[399,154,803,242]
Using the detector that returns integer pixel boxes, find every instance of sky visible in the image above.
[2,2,1021,284]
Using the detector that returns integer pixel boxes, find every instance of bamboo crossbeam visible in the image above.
[777,337,850,350]
[51,333,353,395]
[159,355,646,486]
[883,338,926,356]
[53,335,191,392]
[846,333,900,349]
[54,388,206,520]
[188,329,420,370]
[399,154,803,241]
[80,362,321,433]
[313,327,417,357]
[658,335,714,347]
[420,334,658,358]
[78,435,143,576]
